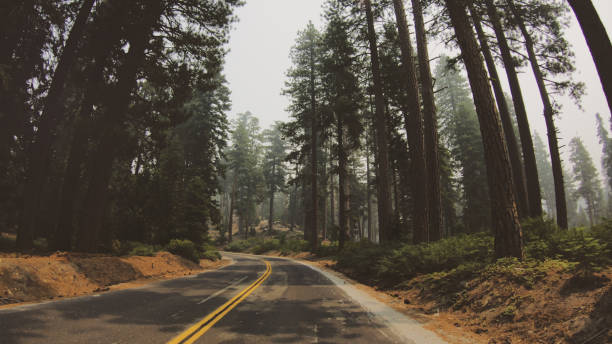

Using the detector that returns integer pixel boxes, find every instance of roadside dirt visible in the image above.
[264,252,611,344]
[0,251,230,308]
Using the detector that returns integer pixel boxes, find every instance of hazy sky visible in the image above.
[225,0,612,174]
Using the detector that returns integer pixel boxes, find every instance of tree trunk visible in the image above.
[338,113,349,249]
[17,0,96,250]
[76,1,163,251]
[268,158,275,232]
[228,176,235,242]
[507,0,567,228]
[411,0,442,241]
[445,0,524,259]
[366,132,373,241]
[309,36,319,251]
[567,0,612,114]
[392,0,429,244]
[364,0,394,243]
[484,0,542,218]
[470,5,529,219]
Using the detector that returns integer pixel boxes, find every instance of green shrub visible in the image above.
[167,239,201,263]
[556,228,610,276]
[225,239,251,252]
[129,243,157,257]
[200,243,221,261]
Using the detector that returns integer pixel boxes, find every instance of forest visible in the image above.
[1,0,611,287]
[1,0,611,341]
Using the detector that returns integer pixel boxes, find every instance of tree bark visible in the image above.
[484,0,542,218]
[445,0,524,259]
[392,0,429,244]
[364,0,395,243]
[567,0,612,114]
[507,0,567,228]
[470,4,529,219]
[17,0,96,250]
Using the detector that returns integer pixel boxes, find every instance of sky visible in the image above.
[224,0,612,174]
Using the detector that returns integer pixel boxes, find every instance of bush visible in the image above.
[111,241,158,256]
[334,233,493,287]
[200,243,221,261]
[523,218,611,274]
[166,239,201,263]
[129,243,157,257]
[225,239,251,252]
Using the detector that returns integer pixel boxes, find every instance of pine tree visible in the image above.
[445,0,524,259]
[569,137,603,227]
[263,123,287,232]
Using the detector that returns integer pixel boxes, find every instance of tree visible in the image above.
[320,4,364,248]
[391,0,429,243]
[363,0,394,243]
[283,23,322,249]
[470,3,529,219]
[263,123,287,232]
[595,113,612,190]
[411,0,442,241]
[567,0,612,114]
[445,0,524,259]
[18,0,96,249]
[569,137,603,227]
[434,56,490,233]
[506,0,572,228]
[228,112,265,238]
[483,0,542,218]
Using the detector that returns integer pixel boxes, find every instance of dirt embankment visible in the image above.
[0,252,230,308]
[268,252,611,344]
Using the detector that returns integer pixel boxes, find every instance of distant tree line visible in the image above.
[220,0,610,261]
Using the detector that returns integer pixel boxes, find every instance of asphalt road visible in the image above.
[0,253,439,344]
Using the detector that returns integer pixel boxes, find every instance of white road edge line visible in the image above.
[197,276,247,305]
[223,252,448,344]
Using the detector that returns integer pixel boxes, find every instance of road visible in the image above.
[0,253,446,344]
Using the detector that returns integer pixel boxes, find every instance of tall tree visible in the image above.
[506,0,567,228]
[391,0,429,243]
[566,0,612,114]
[483,0,542,218]
[321,5,364,248]
[445,0,524,259]
[469,4,529,219]
[263,123,287,232]
[411,0,442,241]
[18,0,96,249]
[283,23,322,249]
[435,56,490,233]
[363,0,394,243]
[228,112,264,238]
[569,137,602,226]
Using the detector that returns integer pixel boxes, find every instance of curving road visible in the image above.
[0,253,446,344]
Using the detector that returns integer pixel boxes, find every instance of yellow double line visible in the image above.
[167,260,272,344]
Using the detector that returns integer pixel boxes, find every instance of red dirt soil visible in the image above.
[0,251,230,308]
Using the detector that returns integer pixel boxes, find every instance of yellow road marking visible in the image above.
[167,260,272,344]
